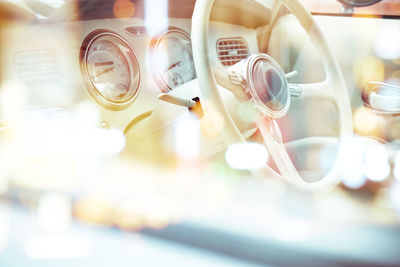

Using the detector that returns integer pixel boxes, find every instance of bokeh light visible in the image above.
[144,0,168,35]
[113,0,135,19]
[37,193,72,233]
[225,142,268,170]
[363,144,391,182]
[353,107,382,136]
[174,113,200,159]
[390,182,400,211]
[394,152,400,181]
[354,56,384,89]
[338,136,367,189]
[374,23,400,60]
[272,218,313,241]
[24,235,93,259]
[85,128,126,156]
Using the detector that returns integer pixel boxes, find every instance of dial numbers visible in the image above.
[80,30,140,110]
[87,40,131,102]
[151,28,196,92]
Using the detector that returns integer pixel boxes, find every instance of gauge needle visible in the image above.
[164,61,181,72]
[95,67,115,77]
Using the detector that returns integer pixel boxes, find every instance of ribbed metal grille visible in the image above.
[217,37,249,67]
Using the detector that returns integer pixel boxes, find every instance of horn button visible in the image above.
[229,53,290,119]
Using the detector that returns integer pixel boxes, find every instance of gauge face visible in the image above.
[151,28,196,92]
[80,30,140,110]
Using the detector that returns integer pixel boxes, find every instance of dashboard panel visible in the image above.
[0,17,259,133]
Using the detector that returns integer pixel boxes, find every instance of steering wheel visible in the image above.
[191,0,353,190]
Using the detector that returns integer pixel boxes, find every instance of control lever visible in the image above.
[158,93,196,108]
[285,70,302,97]
[158,93,203,118]
[362,81,400,115]
[285,70,298,79]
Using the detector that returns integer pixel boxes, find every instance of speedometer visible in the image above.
[80,30,140,110]
[150,27,196,92]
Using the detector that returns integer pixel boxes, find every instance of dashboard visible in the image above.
[0,17,259,133]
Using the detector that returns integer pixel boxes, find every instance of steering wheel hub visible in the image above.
[229,53,290,119]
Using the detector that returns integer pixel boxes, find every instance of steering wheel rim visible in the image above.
[191,0,353,190]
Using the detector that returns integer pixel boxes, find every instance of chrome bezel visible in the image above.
[149,27,194,92]
[80,29,141,111]
[244,53,290,119]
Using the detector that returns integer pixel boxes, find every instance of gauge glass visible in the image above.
[81,31,140,110]
[87,39,132,102]
[152,28,196,92]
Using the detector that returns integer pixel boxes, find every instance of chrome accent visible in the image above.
[363,81,400,116]
[241,53,290,119]
[228,70,245,86]
[124,26,146,36]
[289,84,302,97]
[100,121,110,129]
[340,5,354,14]
[285,70,298,79]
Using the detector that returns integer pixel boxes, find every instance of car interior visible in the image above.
[1,0,400,266]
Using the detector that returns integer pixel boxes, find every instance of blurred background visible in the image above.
[1,0,400,265]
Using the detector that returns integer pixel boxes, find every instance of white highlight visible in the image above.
[338,137,391,187]
[338,137,366,189]
[364,144,390,182]
[145,0,168,36]
[24,235,93,259]
[365,144,389,163]
[364,162,391,182]
[225,142,269,170]
[394,152,400,181]
[37,193,72,233]
[83,128,126,156]
[374,24,400,60]
[0,204,9,253]
[22,106,126,157]
[390,182,400,210]
[174,113,200,159]
[272,219,312,241]
[39,0,65,8]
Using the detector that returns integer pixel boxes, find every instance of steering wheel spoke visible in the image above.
[289,79,337,104]
[256,116,298,180]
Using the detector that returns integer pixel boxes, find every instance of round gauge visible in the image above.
[80,30,140,110]
[150,27,196,92]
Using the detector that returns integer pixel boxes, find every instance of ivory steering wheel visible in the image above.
[191,0,353,190]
